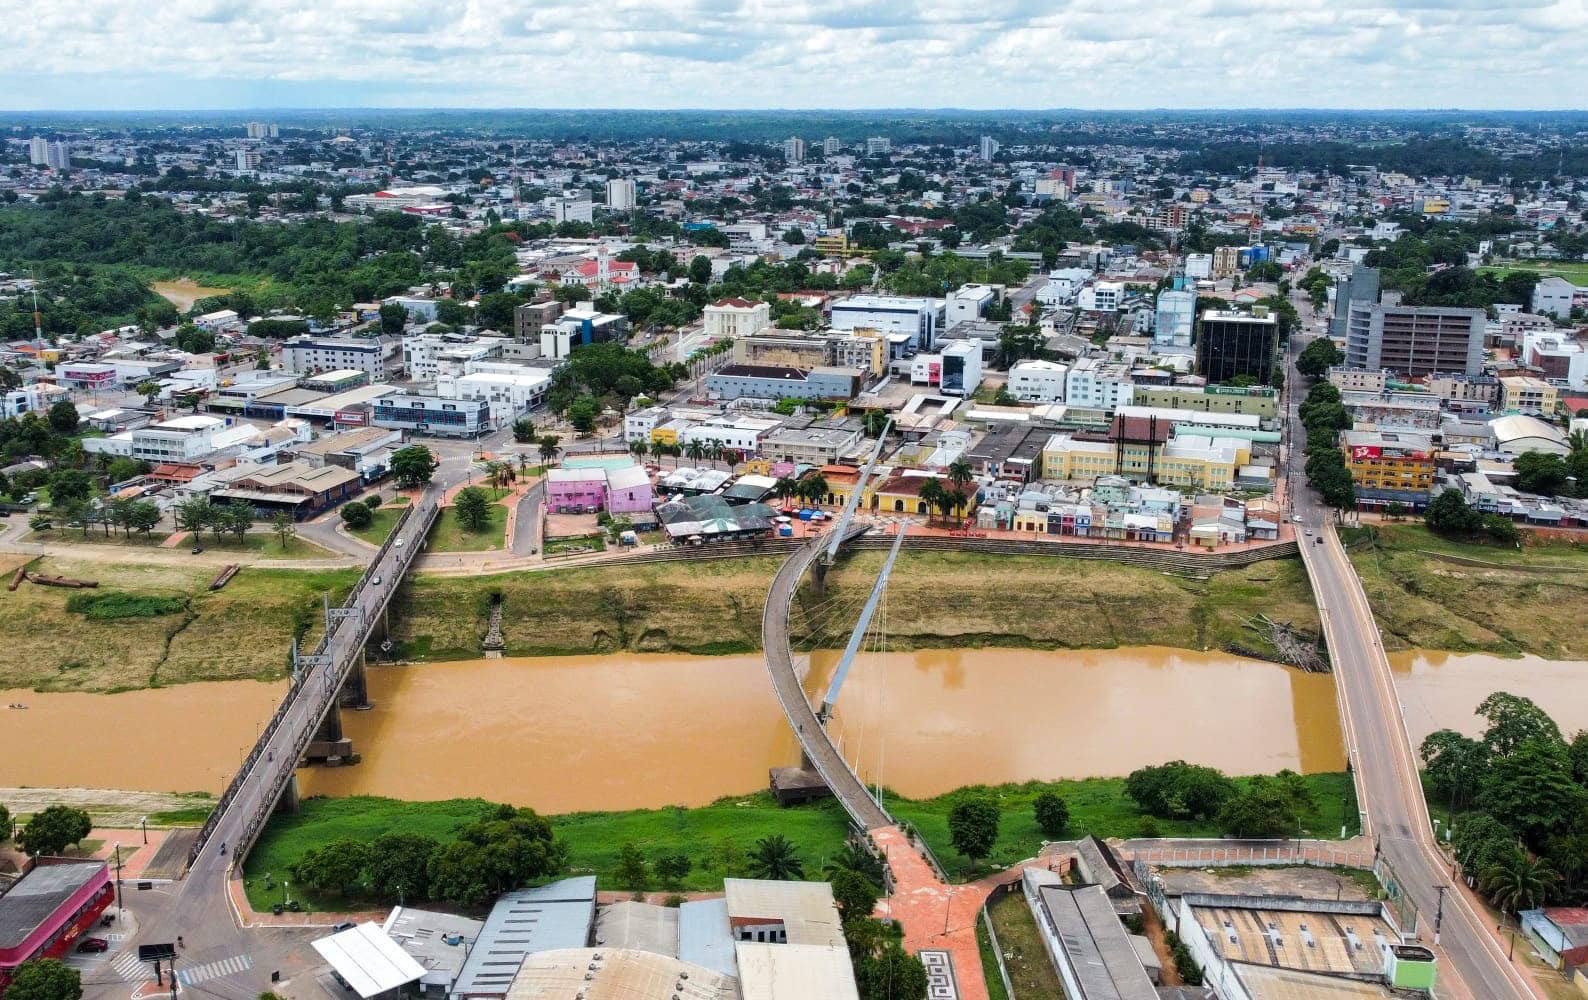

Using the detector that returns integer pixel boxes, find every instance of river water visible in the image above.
[293,647,1346,811]
[32,647,1557,811]
[1390,651,1588,748]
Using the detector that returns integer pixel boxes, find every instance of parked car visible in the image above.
[333,921,355,933]
[1315,536,1325,544]
[76,938,109,953]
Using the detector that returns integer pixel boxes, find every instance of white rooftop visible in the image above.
[311,922,427,999]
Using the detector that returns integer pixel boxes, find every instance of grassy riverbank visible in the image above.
[241,772,1353,912]
[1342,524,1588,659]
[0,556,360,691]
[390,550,1322,663]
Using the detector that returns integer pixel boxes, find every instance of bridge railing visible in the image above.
[188,500,434,867]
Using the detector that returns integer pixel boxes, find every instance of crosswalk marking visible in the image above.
[111,952,147,982]
[177,954,252,986]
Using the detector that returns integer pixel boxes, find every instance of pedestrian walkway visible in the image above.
[177,953,252,986]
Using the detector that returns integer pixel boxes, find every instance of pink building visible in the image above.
[0,861,114,987]
[546,468,607,514]
[605,465,654,514]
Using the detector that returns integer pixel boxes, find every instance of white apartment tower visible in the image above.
[606,178,636,211]
[783,137,806,164]
[866,136,892,155]
[978,136,1000,161]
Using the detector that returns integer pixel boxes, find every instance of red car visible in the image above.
[76,938,109,953]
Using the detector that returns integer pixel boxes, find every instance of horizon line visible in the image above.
[6,105,1588,115]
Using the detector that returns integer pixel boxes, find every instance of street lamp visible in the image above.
[113,842,124,915]
[141,816,148,845]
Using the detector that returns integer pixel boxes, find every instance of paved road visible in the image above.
[1285,334,1535,1000]
[511,480,546,557]
[125,492,441,1000]
[760,527,891,831]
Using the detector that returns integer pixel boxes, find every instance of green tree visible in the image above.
[616,841,651,891]
[3,959,81,1000]
[853,943,928,1000]
[749,834,805,880]
[1217,774,1308,838]
[823,843,885,886]
[1425,489,1483,536]
[1294,337,1343,378]
[1126,761,1237,819]
[124,499,161,536]
[1479,692,1564,757]
[512,418,537,444]
[426,841,491,906]
[368,832,438,902]
[654,852,692,890]
[1453,812,1519,873]
[292,838,371,897]
[1480,846,1557,916]
[1420,729,1490,813]
[537,435,561,467]
[947,797,999,866]
[830,869,880,924]
[270,512,296,550]
[46,470,92,510]
[1480,736,1588,846]
[1033,791,1070,837]
[1513,451,1570,497]
[46,400,79,435]
[452,486,492,532]
[0,803,9,842]
[390,445,437,488]
[174,497,214,536]
[379,302,408,336]
[340,501,372,529]
[688,255,712,284]
[567,396,600,434]
[17,805,92,856]
[135,380,162,405]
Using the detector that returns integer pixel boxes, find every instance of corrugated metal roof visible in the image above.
[678,899,738,980]
[452,878,596,998]
[735,942,858,1000]
[311,922,426,998]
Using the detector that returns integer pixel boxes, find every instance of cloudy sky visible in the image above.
[6,0,1587,111]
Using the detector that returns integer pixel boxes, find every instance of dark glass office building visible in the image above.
[1197,310,1279,385]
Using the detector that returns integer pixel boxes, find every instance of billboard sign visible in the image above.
[1350,445,1382,461]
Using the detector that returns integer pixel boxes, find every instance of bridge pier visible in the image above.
[341,649,372,710]
[276,773,301,814]
[303,698,355,765]
[810,559,828,600]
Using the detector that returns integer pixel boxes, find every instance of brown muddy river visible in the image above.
[0,647,1360,810]
[295,647,1346,811]
[1391,651,1588,748]
[0,680,287,793]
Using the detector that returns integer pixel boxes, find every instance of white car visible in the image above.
[394,537,405,547]
[1292,515,1303,523]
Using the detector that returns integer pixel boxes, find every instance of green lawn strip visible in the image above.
[976,910,1014,1000]
[427,503,509,553]
[242,792,852,912]
[986,891,1066,999]
[350,507,404,546]
[888,773,1356,878]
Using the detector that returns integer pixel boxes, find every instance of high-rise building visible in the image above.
[865,136,891,155]
[782,137,806,164]
[28,136,48,166]
[822,136,841,156]
[268,123,279,138]
[1197,309,1278,385]
[1153,289,1197,348]
[605,178,636,211]
[244,121,278,139]
[1329,265,1380,339]
[234,147,261,172]
[1344,297,1485,378]
[978,135,999,161]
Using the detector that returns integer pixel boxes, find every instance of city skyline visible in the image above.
[6,0,1587,112]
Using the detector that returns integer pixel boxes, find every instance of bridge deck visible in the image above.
[761,526,891,831]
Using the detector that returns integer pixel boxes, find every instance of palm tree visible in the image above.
[917,478,946,521]
[823,843,885,886]
[750,834,804,881]
[861,408,890,441]
[684,439,706,467]
[537,435,561,468]
[1481,847,1557,916]
[707,442,725,470]
[773,476,799,506]
[947,457,975,496]
[801,474,831,506]
[1568,430,1588,457]
[628,438,649,464]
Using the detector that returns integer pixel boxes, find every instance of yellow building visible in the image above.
[814,233,850,257]
[1498,376,1559,417]
[1041,432,1249,490]
[1342,429,1435,506]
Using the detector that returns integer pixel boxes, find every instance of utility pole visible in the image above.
[1434,884,1447,945]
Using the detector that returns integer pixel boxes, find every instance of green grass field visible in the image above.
[1341,523,1588,658]
[241,771,1355,911]
[350,507,405,546]
[242,792,854,911]
[27,528,336,560]
[987,891,1064,1000]
[887,773,1357,877]
[427,501,509,553]
[1480,259,1588,283]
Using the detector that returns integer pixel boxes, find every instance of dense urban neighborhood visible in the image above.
[0,105,1586,1000]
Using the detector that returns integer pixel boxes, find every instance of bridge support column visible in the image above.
[810,559,828,600]
[276,773,301,815]
[342,649,371,710]
[316,702,343,744]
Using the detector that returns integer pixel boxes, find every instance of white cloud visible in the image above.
[4,0,1586,109]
